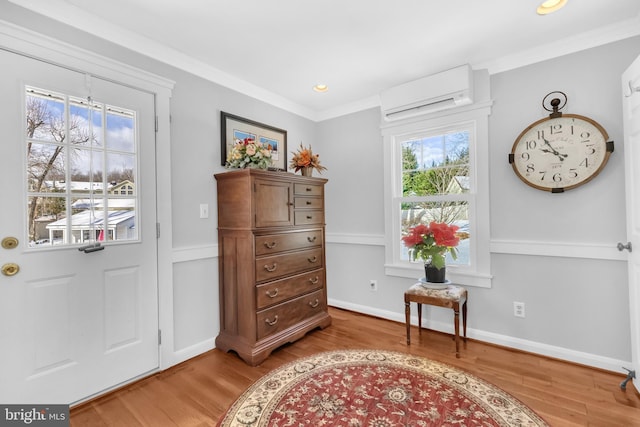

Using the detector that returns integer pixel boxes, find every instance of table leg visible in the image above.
[462,300,468,344]
[417,303,422,336]
[405,301,410,345]
[454,306,460,358]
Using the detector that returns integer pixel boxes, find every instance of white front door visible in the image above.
[622,54,640,391]
[0,49,159,404]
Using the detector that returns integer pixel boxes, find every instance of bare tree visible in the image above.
[26,95,92,241]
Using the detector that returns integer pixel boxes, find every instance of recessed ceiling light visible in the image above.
[313,84,328,93]
[537,0,567,15]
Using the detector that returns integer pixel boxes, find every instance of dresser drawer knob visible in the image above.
[306,215,313,220]
[265,288,279,298]
[264,263,278,272]
[264,241,278,249]
[265,315,279,326]
[307,256,318,263]
[308,299,320,308]
[308,276,319,284]
[307,236,317,243]
[305,187,312,192]
[306,201,312,205]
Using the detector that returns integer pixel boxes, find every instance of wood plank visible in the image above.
[71,307,640,426]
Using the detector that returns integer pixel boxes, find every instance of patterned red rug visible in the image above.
[218,349,549,426]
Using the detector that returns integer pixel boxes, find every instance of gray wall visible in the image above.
[4,0,639,370]
[319,37,640,370]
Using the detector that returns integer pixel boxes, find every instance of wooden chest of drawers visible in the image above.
[214,169,331,365]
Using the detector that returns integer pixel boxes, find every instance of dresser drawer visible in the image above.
[294,197,323,209]
[255,230,323,256]
[256,269,324,309]
[294,183,323,197]
[294,210,324,226]
[256,248,323,282]
[257,289,326,340]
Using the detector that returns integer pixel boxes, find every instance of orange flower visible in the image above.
[298,151,311,166]
[290,143,327,173]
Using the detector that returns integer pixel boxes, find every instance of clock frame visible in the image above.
[508,96,614,193]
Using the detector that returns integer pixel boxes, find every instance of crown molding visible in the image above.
[8,0,640,122]
[315,95,381,121]
[476,14,640,75]
[0,19,175,94]
[6,0,318,120]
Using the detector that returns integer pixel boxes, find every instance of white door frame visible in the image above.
[0,20,177,372]
[622,54,640,392]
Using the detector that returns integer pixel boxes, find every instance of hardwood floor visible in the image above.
[71,307,640,426]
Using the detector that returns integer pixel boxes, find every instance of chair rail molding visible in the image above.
[172,244,218,263]
[491,239,627,261]
[326,232,385,246]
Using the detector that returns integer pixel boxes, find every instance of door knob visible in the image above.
[617,242,633,252]
[1,263,19,277]
[1,237,18,249]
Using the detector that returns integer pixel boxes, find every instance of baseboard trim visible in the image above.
[328,298,630,374]
[172,338,216,365]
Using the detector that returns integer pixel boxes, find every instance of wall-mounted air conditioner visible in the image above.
[380,64,473,121]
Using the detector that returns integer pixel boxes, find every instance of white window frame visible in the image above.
[382,102,493,288]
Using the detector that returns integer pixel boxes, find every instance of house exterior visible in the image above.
[108,180,135,196]
[45,209,136,244]
[1,0,639,404]
[30,180,136,244]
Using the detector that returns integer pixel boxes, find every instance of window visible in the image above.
[399,126,471,266]
[25,86,138,247]
[383,104,492,288]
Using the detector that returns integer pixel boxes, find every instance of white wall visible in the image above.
[319,36,640,371]
[4,0,640,372]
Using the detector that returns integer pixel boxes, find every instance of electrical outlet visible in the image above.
[513,301,525,318]
[369,280,377,292]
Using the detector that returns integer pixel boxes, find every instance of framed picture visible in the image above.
[220,111,288,170]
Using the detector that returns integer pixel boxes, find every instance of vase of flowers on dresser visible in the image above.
[225,137,273,169]
[290,143,327,176]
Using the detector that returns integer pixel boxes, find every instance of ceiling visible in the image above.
[8,0,640,121]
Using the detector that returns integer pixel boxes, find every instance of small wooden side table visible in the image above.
[404,282,468,357]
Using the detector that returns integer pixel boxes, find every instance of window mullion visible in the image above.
[64,94,72,245]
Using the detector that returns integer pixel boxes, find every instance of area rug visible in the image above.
[218,349,549,426]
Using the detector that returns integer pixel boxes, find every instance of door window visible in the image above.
[25,86,138,247]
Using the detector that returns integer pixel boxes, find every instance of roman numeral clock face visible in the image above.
[509,114,612,192]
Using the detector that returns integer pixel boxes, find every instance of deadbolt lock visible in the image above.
[1,237,19,249]
[1,263,19,277]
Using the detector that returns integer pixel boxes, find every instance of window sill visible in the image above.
[385,263,492,288]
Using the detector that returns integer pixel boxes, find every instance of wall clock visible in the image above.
[508,92,614,193]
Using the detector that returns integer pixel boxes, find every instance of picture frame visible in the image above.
[220,111,288,170]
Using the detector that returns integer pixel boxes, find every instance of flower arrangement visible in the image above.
[402,222,460,269]
[289,143,327,174]
[226,137,273,169]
